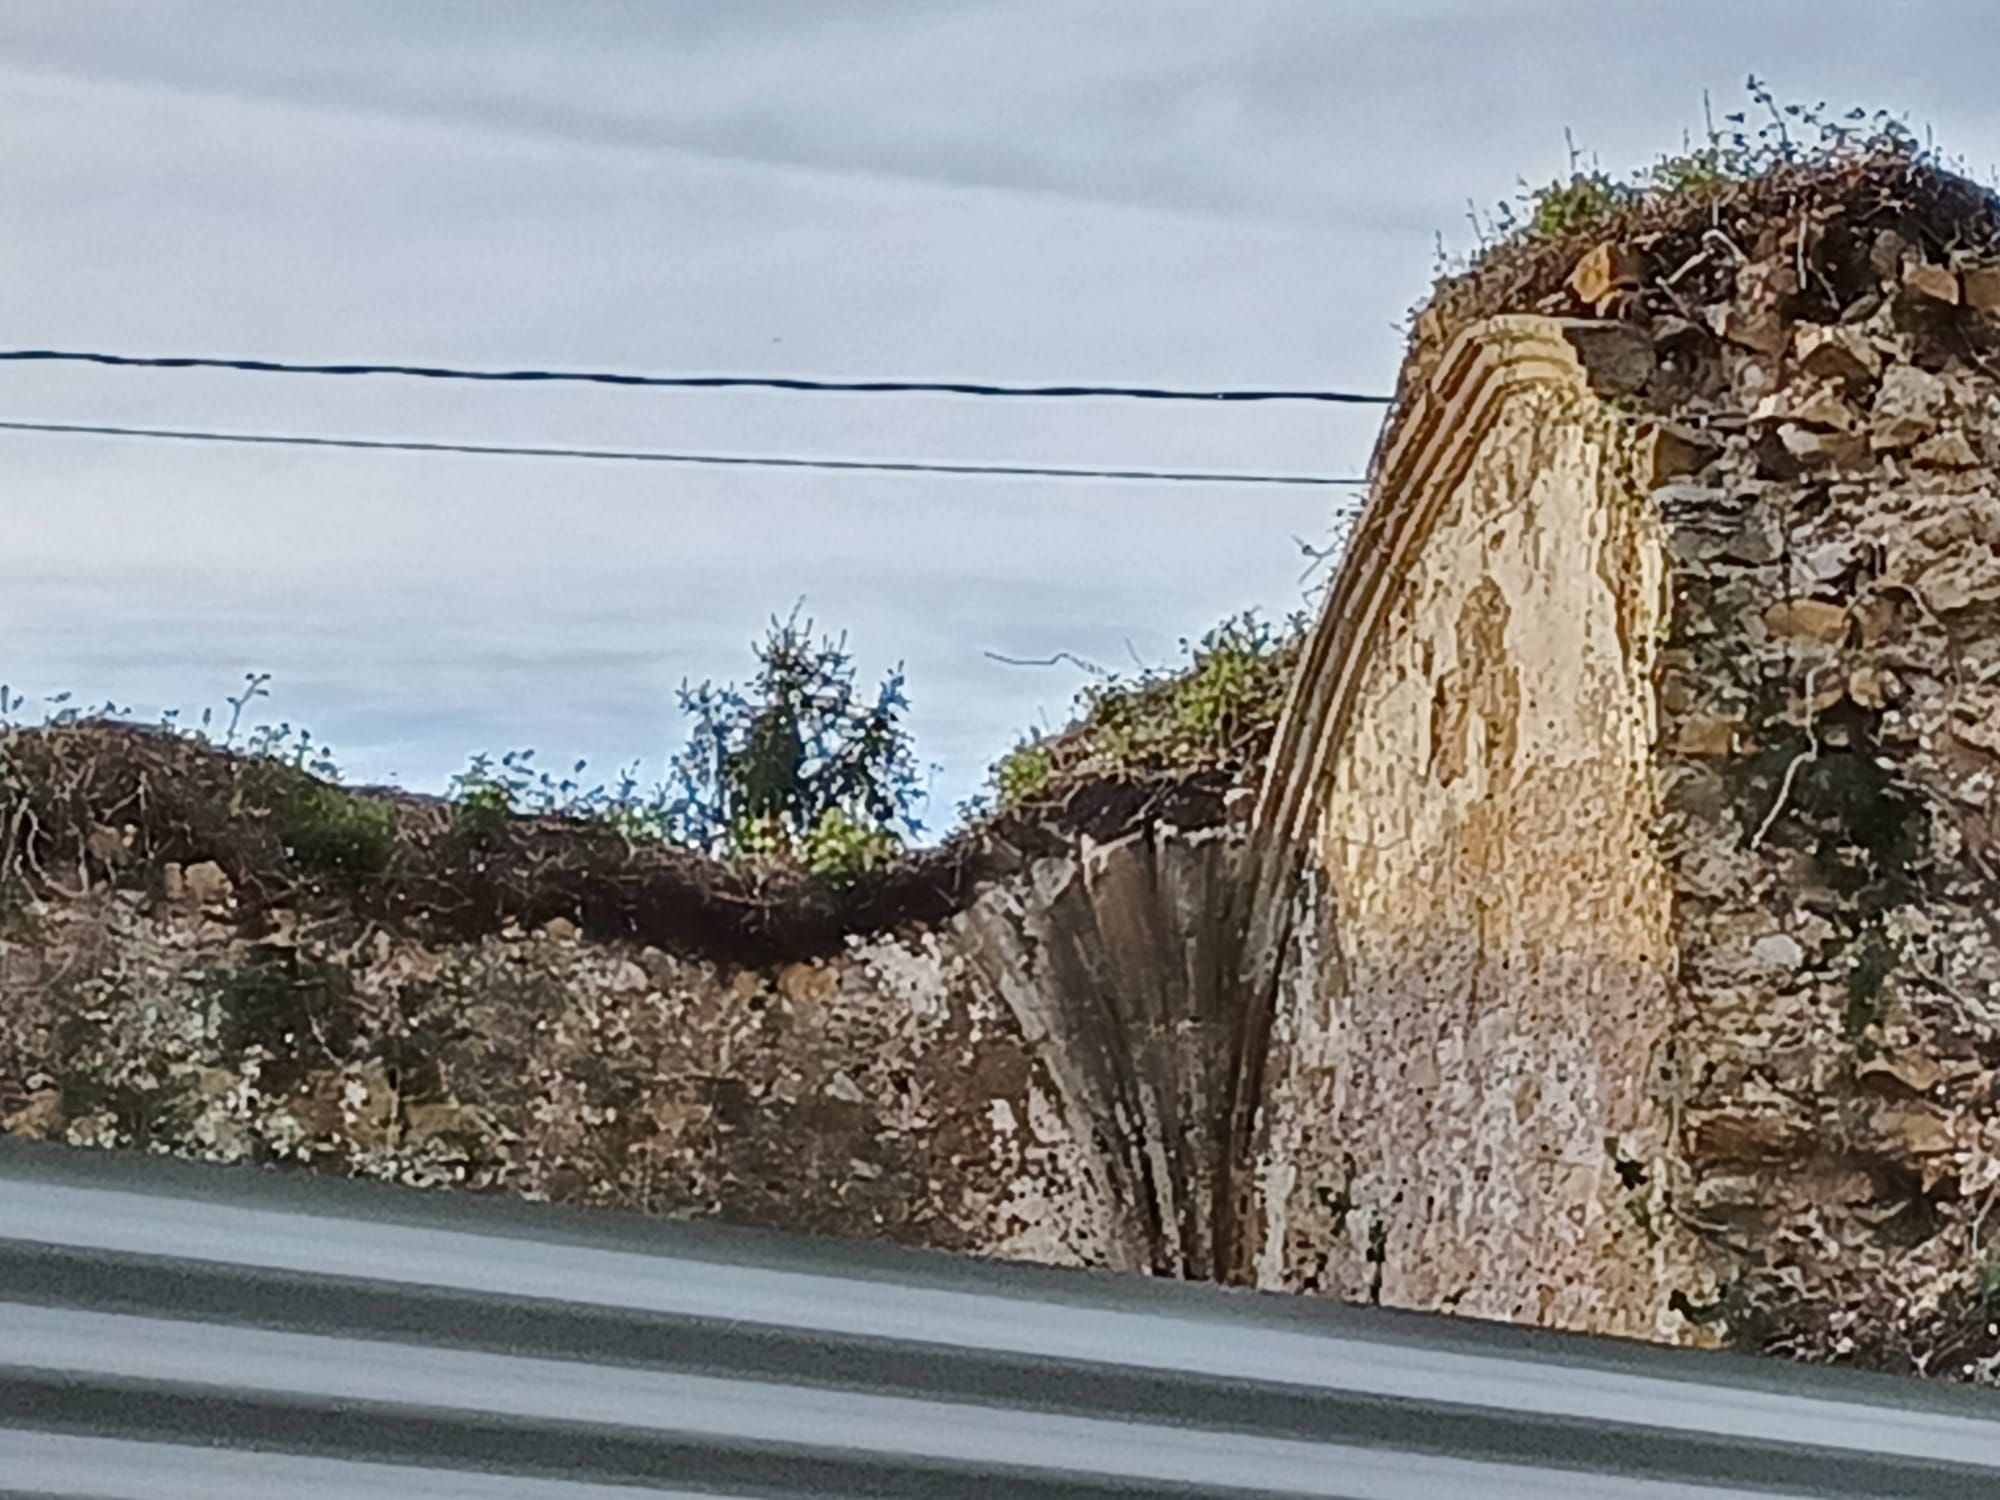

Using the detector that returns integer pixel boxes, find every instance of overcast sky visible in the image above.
[3,2,1994,827]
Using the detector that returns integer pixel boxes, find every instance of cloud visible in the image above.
[0,1,1499,231]
[4,0,1996,824]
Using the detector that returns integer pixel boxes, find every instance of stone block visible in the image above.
[1869,364,1947,450]
[1762,599,1850,646]
[1793,323,1882,386]
[1963,264,2000,319]
[1568,242,1643,306]
[1902,262,1960,307]
[1558,320,1655,395]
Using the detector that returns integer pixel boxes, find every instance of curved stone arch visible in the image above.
[1257,316,1640,852]
[1223,315,1684,1336]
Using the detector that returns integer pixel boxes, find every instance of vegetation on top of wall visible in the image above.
[1,597,1304,960]
[1455,81,1930,265]
[438,611,923,885]
[254,762,402,883]
[1416,79,1999,383]
[666,609,924,883]
[972,610,1305,817]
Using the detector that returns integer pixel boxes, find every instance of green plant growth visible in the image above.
[1451,79,1935,269]
[3,674,398,885]
[971,610,1303,818]
[1525,166,1636,240]
[1732,701,1928,1053]
[800,805,900,884]
[14,600,1302,868]
[216,948,359,1080]
[51,1011,198,1148]
[9,618,923,880]
[1795,752,1930,907]
[1314,1154,1360,1238]
[1365,1215,1389,1306]
[991,740,1054,811]
[1669,1278,1778,1353]
[1076,612,1300,768]
[1625,1193,1661,1245]
[0,730,28,935]
[450,758,518,843]
[1844,922,1900,1045]
[1978,1255,2000,1305]
[667,609,925,870]
[246,762,398,881]
[446,747,678,847]
[1736,730,1931,909]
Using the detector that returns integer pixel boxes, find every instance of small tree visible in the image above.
[668,610,923,875]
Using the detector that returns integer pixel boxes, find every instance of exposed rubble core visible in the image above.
[1644,214,2000,1382]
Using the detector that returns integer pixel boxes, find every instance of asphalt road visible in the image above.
[0,1139,1995,1497]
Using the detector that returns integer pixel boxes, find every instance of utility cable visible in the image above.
[0,417,1369,487]
[0,348,1392,405]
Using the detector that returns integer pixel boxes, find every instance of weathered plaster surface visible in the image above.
[1249,319,1685,1337]
[952,821,1241,1277]
[0,810,1241,1276]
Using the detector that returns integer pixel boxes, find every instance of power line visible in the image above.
[0,417,1370,487]
[0,348,1393,405]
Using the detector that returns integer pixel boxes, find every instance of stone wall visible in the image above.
[0,870,1106,1260]
[1242,164,2000,1376]
[0,745,1238,1278]
[1653,246,2000,1373]
[1245,318,1686,1337]
[11,156,2000,1381]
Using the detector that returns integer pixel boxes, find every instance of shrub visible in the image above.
[968,609,1303,820]
[1450,79,1936,273]
[448,751,533,843]
[992,740,1054,811]
[1075,611,1301,773]
[801,806,900,885]
[667,609,924,863]
[250,764,399,881]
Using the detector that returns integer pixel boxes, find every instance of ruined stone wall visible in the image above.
[1653,249,2000,1373]
[0,752,1238,1279]
[0,872,1111,1261]
[1248,319,1687,1337]
[954,818,1242,1278]
[1246,172,2000,1377]
[14,161,2000,1382]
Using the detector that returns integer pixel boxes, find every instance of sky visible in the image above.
[3,1,1996,829]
